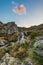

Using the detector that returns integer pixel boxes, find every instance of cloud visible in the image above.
[17,19,29,27]
[13,6,19,14]
[12,4,26,15]
[12,1,15,4]
[11,1,18,5]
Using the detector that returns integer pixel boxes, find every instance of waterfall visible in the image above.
[18,35,20,42]
[21,32,25,43]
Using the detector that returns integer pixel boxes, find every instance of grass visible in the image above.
[21,43,29,50]
[0,48,6,59]
[0,34,43,65]
[29,50,43,65]
[30,39,36,47]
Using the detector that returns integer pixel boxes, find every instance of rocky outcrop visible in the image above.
[0,53,33,65]
[34,37,43,56]
[0,38,9,47]
[0,22,18,34]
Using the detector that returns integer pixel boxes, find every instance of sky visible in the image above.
[0,0,43,27]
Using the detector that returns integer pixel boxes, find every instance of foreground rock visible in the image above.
[0,53,33,65]
[0,38,9,47]
[34,36,43,56]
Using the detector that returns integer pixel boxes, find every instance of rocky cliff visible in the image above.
[0,22,18,34]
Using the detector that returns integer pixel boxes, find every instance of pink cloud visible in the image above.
[12,4,26,15]
[13,6,19,14]
[20,4,26,14]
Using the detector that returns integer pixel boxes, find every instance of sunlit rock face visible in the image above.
[34,40,43,48]
[36,36,43,41]
[0,22,18,34]
[0,53,21,65]
[0,53,33,65]
[34,36,43,48]
[0,38,9,47]
[1,53,22,65]
[34,36,43,56]
[6,22,18,34]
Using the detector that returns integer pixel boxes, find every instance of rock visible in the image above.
[36,36,43,41]
[0,39,9,47]
[0,53,22,65]
[1,62,5,65]
[0,53,33,65]
[0,22,18,34]
[34,40,43,48]
[34,37,43,56]
[24,61,33,65]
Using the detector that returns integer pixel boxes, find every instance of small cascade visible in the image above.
[21,32,25,44]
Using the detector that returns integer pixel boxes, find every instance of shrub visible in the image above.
[30,32,38,39]
[0,48,5,59]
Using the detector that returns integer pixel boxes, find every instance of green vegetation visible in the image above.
[29,31,38,39]
[9,42,29,60]
[30,39,35,47]
[0,48,6,59]
[29,51,43,65]
[0,23,43,65]
[21,43,29,50]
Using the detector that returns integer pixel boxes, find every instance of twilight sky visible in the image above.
[0,0,43,27]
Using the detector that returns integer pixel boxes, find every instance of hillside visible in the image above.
[0,22,43,41]
[0,22,43,65]
[18,24,43,33]
[18,24,43,38]
[0,21,43,34]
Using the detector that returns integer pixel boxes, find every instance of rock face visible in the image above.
[34,36,43,56]
[0,53,33,65]
[0,22,18,34]
[34,36,43,48]
[1,53,21,65]
[34,40,43,48]
[0,38,9,47]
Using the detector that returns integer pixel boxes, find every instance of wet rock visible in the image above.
[24,61,33,65]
